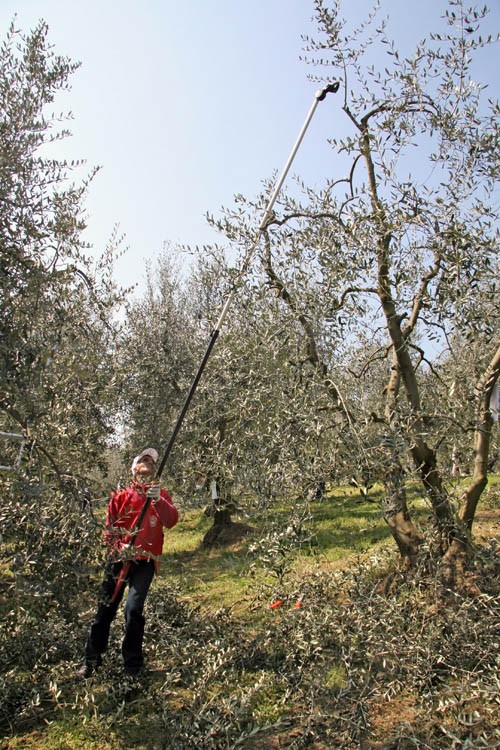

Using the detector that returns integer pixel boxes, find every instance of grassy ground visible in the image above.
[159,482,432,610]
[2,480,499,749]
[157,486,386,611]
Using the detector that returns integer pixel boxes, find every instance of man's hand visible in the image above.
[120,542,135,561]
[146,483,161,501]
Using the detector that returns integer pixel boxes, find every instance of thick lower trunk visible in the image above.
[451,445,461,478]
[212,507,233,526]
[460,345,500,530]
[440,535,480,595]
[384,511,423,562]
[439,349,500,593]
[202,510,234,547]
[460,476,488,530]
[382,466,423,564]
[410,445,457,551]
[202,482,235,547]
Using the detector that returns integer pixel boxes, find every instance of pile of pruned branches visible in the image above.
[139,546,499,749]
[2,542,494,749]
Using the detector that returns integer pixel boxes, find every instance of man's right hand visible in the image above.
[146,483,161,501]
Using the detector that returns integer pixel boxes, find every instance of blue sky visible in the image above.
[2,1,499,294]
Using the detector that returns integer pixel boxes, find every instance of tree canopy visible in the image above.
[120,0,500,576]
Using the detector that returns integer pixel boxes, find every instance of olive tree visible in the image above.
[0,20,122,702]
[205,0,498,583]
[118,247,204,488]
[289,0,498,576]
[0,20,122,481]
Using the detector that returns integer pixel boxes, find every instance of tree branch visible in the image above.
[261,230,352,423]
[460,342,500,529]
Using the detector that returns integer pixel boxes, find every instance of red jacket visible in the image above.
[105,481,178,569]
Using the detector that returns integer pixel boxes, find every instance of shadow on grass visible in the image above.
[307,484,430,557]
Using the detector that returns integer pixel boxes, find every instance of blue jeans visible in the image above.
[85,559,155,673]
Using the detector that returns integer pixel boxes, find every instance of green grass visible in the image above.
[4,724,122,750]
[477,473,500,508]
[307,487,390,560]
[159,510,251,609]
[158,484,397,610]
[156,477,465,611]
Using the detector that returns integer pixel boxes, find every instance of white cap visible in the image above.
[131,447,159,473]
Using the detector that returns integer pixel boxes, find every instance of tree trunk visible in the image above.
[202,478,237,547]
[382,463,423,564]
[451,445,460,478]
[384,300,456,548]
[360,120,456,553]
[441,344,500,591]
[202,470,254,546]
[381,349,423,563]
[460,344,500,530]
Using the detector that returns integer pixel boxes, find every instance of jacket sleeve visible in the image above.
[152,489,179,529]
[104,490,130,548]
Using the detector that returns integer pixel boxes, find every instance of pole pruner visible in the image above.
[109,81,340,603]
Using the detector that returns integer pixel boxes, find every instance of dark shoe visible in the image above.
[77,659,101,679]
[124,667,140,678]
[124,661,145,680]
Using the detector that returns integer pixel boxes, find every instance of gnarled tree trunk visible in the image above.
[380,348,423,563]
[360,119,457,556]
[441,344,500,590]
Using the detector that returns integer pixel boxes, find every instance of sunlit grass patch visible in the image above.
[323,662,348,690]
[3,720,122,749]
[305,486,390,561]
[164,508,212,555]
[158,485,399,609]
[477,473,500,509]
[159,512,255,609]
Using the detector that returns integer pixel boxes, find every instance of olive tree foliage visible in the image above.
[0,20,123,691]
[171,239,361,549]
[117,247,204,487]
[0,20,123,475]
[116,242,265,535]
[205,0,499,577]
[120,235,349,549]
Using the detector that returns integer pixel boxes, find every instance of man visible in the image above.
[80,447,178,678]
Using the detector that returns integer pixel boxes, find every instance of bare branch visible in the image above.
[261,230,353,422]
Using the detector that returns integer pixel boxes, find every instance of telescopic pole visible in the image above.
[156,82,339,480]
